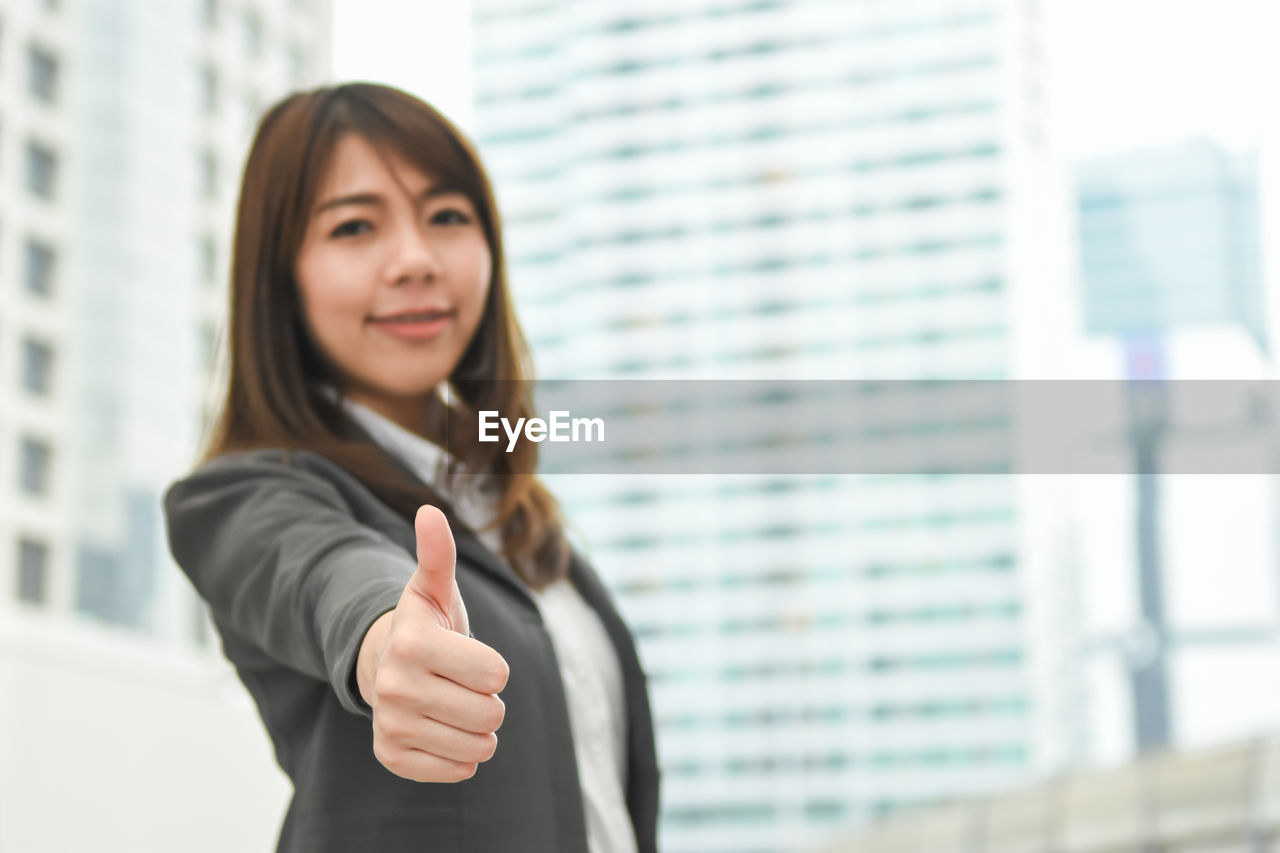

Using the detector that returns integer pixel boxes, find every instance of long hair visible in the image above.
[200,82,569,588]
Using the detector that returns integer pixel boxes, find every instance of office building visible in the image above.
[0,1,329,849]
[470,1,1080,849]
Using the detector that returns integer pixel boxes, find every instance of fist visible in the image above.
[364,506,510,782]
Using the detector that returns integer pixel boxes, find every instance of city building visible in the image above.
[0,0,329,848]
[1077,139,1267,350]
[470,0,1082,850]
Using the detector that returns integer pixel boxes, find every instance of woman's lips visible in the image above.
[368,310,455,341]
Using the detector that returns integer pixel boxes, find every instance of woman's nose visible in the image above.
[385,223,443,284]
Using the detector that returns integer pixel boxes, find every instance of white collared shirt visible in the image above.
[338,396,637,853]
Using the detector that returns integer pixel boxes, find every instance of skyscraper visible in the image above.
[1,0,78,625]
[1078,139,1267,350]
[0,0,330,638]
[0,2,328,848]
[470,1,1080,850]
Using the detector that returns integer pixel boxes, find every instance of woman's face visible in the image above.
[295,132,492,434]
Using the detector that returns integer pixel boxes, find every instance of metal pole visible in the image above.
[1127,379,1172,754]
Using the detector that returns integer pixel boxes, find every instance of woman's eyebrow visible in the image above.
[314,192,384,214]
[314,185,467,215]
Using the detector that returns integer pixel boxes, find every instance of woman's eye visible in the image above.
[431,208,471,225]
[331,219,372,238]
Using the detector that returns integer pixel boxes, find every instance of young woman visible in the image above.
[164,83,659,853]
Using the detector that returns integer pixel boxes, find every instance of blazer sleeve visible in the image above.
[163,450,411,718]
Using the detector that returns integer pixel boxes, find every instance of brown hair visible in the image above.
[200,82,568,588]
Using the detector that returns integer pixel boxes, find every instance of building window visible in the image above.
[28,44,59,103]
[24,239,56,297]
[200,149,218,200]
[200,64,219,114]
[288,43,305,86]
[243,10,262,58]
[200,234,218,283]
[19,436,53,497]
[21,336,55,396]
[17,538,50,605]
[244,90,263,128]
[25,141,58,199]
[200,320,217,368]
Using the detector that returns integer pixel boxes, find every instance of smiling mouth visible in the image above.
[370,309,456,324]
[367,310,456,342]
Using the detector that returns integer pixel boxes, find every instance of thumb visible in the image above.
[405,505,463,633]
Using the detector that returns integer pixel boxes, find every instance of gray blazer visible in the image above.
[163,447,660,852]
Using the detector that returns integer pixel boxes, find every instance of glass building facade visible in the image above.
[471,1,1081,849]
[1077,139,1267,350]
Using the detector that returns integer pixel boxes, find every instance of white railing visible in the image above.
[811,736,1280,853]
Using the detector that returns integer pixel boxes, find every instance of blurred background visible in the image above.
[2,0,1280,850]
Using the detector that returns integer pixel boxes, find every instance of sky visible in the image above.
[1046,0,1278,157]
[331,0,1280,161]
[330,0,477,134]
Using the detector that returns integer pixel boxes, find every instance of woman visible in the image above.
[163,83,659,853]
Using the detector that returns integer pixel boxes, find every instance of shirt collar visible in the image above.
[315,382,457,491]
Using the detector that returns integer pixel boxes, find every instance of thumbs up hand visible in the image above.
[402,503,472,637]
[357,506,510,783]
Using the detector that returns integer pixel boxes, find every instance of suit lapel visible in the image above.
[452,524,540,613]
[342,415,540,612]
